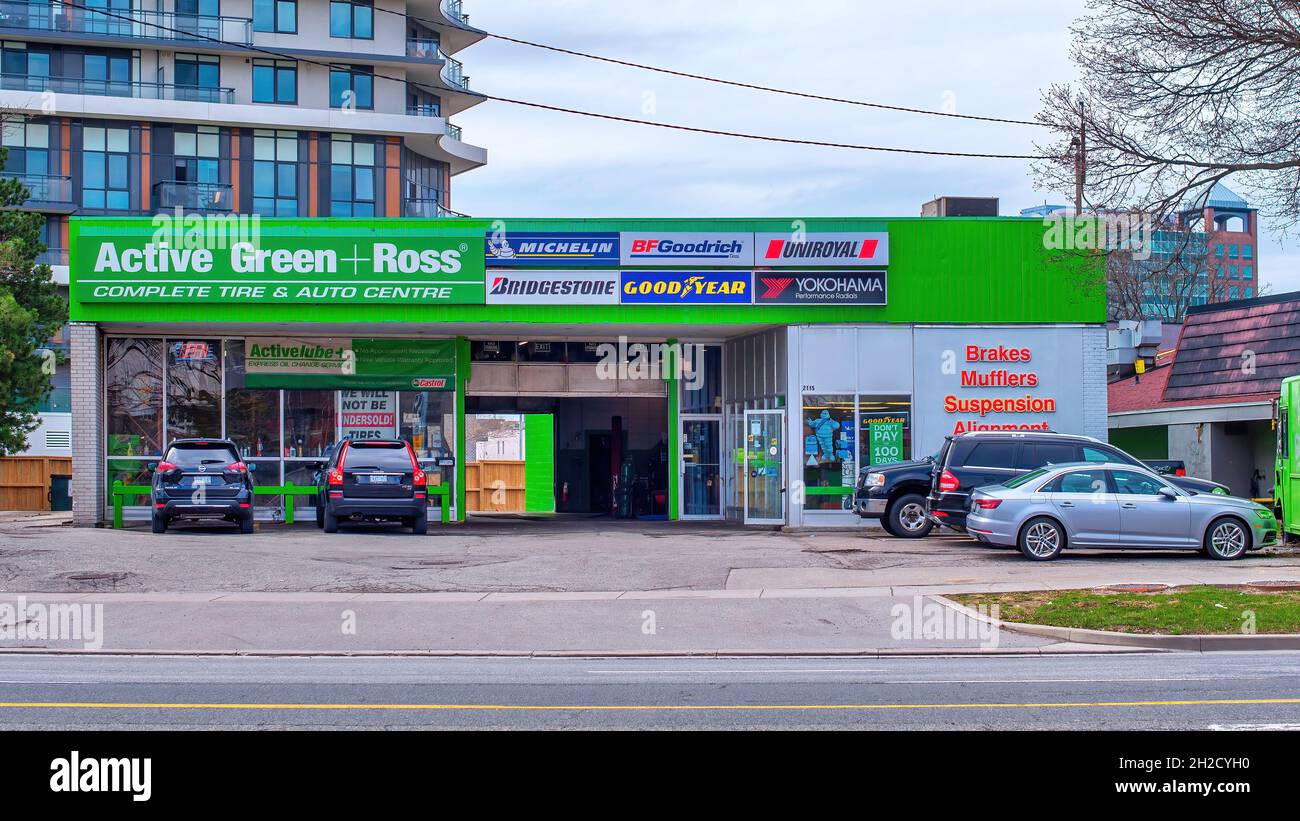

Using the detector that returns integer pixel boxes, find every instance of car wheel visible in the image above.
[239,515,255,535]
[324,508,339,534]
[886,494,933,539]
[151,514,167,534]
[412,515,428,535]
[1204,517,1249,560]
[315,503,324,529]
[1018,516,1064,561]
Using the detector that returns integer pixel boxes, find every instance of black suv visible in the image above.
[854,455,938,538]
[926,431,1230,533]
[313,438,429,534]
[150,439,255,534]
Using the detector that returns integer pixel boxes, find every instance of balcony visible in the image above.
[403,198,454,218]
[0,73,234,103]
[0,4,252,47]
[406,38,470,91]
[152,180,233,212]
[445,121,463,141]
[406,102,442,118]
[3,173,74,212]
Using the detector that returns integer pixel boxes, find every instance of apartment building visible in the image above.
[0,0,487,469]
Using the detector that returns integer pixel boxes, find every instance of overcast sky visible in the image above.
[453,0,1299,295]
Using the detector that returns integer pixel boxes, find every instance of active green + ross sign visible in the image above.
[73,217,485,306]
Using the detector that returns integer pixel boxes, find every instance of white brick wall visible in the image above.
[1081,325,1110,441]
[69,323,103,527]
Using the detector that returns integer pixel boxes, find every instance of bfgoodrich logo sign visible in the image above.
[754,271,887,304]
[755,232,889,266]
[619,232,753,266]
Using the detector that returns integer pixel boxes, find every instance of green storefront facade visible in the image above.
[68,215,1107,528]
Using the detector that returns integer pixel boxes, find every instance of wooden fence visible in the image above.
[0,456,73,511]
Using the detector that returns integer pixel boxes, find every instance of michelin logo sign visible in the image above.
[486,232,619,267]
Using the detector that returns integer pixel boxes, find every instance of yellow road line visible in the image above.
[0,698,1298,711]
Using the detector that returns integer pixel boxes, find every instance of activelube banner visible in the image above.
[485,231,620,267]
[244,337,456,390]
[620,232,754,266]
[486,270,620,305]
[72,218,486,305]
[755,232,889,266]
[753,271,887,304]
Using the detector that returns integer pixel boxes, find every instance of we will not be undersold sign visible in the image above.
[73,223,487,305]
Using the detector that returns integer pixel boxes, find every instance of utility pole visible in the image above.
[1073,99,1086,214]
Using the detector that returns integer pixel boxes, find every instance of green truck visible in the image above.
[1277,375,1300,542]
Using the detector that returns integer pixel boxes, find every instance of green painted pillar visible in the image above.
[523,413,555,513]
[666,338,679,521]
[455,335,470,523]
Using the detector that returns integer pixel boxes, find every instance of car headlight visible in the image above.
[1255,509,1275,520]
[864,473,886,488]
[1212,486,1228,495]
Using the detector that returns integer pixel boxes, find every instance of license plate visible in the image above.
[361,474,396,484]
[190,476,213,486]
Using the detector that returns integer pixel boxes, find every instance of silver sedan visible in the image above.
[964,462,1278,561]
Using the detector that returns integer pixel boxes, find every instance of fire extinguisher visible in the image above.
[561,481,569,505]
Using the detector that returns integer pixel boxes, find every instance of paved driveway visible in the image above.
[0,516,1297,594]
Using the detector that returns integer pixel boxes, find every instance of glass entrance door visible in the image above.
[680,416,720,518]
[743,409,785,524]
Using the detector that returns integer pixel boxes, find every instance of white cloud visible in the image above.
[451,0,1295,286]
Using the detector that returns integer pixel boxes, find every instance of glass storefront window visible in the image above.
[106,337,163,456]
[471,340,516,362]
[247,458,282,505]
[400,391,456,493]
[681,344,721,413]
[283,461,322,508]
[166,339,222,442]
[283,390,336,458]
[340,390,397,440]
[858,395,912,469]
[802,394,855,511]
[106,458,153,506]
[223,340,280,459]
[516,340,565,362]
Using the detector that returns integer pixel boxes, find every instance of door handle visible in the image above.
[1121,503,1137,509]
[1059,501,1075,507]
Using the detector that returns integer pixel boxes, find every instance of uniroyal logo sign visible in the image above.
[755,232,889,266]
[754,271,887,304]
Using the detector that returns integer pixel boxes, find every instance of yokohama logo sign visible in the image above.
[753,271,887,305]
[755,232,889,266]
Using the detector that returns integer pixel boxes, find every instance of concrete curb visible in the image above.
[930,595,1300,651]
[0,645,1156,658]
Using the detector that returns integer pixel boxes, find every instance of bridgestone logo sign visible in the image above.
[754,271,887,304]
[486,271,620,305]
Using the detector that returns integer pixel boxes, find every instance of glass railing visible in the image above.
[441,53,468,90]
[37,247,70,266]
[0,73,235,103]
[403,197,452,218]
[6,172,73,205]
[0,4,253,46]
[445,121,462,141]
[406,102,442,118]
[407,37,440,59]
[152,180,233,212]
[444,0,469,24]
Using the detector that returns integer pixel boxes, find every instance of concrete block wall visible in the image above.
[69,323,103,527]
[1082,325,1109,441]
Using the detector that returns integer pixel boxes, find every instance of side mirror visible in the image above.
[1158,487,1178,500]
[247,463,257,472]
[147,462,158,471]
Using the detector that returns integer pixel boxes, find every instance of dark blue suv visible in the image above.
[313,438,429,535]
[151,439,255,534]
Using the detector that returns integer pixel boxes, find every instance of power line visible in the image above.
[378,5,1046,127]
[49,2,1048,160]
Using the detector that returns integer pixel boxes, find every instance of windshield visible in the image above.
[164,443,238,467]
[1003,467,1051,489]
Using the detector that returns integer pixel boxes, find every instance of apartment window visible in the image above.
[82,125,130,210]
[174,53,220,100]
[330,0,373,39]
[254,0,297,33]
[1,120,49,176]
[252,59,296,103]
[1228,265,1238,279]
[1228,244,1238,258]
[329,65,373,109]
[252,129,298,216]
[1243,244,1253,259]
[83,52,131,95]
[329,134,376,216]
[1214,244,1224,257]
[177,0,219,16]
[1229,286,1238,300]
[173,125,220,184]
[1,41,50,78]
[1243,266,1253,280]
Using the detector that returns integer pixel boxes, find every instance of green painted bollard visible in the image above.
[283,481,295,525]
[112,480,123,530]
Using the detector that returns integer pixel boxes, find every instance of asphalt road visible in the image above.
[2,651,1299,730]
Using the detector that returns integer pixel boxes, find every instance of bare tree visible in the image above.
[1034,0,1300,227]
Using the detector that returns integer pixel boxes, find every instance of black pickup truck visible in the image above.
[852,455,938,537]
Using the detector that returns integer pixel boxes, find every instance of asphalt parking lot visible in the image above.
[0,514,1297,594]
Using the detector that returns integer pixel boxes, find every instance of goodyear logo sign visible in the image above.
[619,271,751,304]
